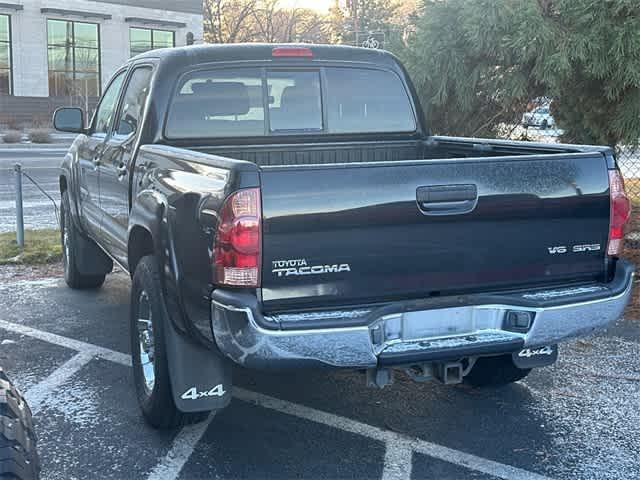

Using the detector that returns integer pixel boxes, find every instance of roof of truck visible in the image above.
[131,43,402,69]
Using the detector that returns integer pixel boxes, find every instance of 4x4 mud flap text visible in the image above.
[512,345,558,369]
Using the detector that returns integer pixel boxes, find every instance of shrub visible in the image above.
[2,130,23,143]
[28,129,53,144]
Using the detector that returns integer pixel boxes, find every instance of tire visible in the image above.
[60,191,106,289]
[464,355,531,388]
[130,255,209,429]
[0,369,40,480]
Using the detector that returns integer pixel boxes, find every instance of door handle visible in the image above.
[116,163,127,176]
[416,184,478,216]
[92,156,101,169]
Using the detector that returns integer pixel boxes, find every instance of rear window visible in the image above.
[165,67,416,139]
[325,68,415,134]
[167,69,264,138]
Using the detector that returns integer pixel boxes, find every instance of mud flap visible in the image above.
[512,345,558,369]
[74,230,113,276]
[164,318,233,413]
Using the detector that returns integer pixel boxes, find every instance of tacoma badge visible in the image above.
[272,258,351,277]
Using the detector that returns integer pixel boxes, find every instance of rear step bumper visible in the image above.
[210,261,634,370]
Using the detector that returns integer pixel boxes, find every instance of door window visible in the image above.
[115,67,153,139]
[92,70,126,136]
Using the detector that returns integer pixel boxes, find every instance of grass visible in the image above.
[0,229,62,265]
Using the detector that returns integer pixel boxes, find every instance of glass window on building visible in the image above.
[47,19,100,97]
[0,14,11,95]
[130,27,174,57]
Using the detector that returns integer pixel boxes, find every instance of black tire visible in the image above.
[130,256,209,429]
[0,369,40,480]
[464,355,531,388]
[60,192,106,289]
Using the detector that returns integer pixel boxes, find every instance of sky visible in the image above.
[278,0,335,12]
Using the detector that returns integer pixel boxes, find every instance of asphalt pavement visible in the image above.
[0,148,66,232]
[0,271,639,480]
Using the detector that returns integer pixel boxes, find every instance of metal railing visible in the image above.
[12,163,59,247]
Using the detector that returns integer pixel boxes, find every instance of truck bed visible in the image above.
[192,136,601,167]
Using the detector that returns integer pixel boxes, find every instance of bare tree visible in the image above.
[204,0,329,45]
[252,1,327,43]
[204,0,259,43]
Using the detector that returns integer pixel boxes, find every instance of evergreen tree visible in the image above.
[399,0,640,146]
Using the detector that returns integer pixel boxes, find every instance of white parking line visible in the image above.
[25,352,93,414]
[233,388,553,480]
[381,441,413,480]
[0,319,130,366]
[146,413,216,480]
[0,319,554,480]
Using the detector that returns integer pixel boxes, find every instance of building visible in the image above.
[0,0,203,125]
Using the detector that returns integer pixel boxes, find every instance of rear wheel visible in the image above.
[60,192,106,289]
[130,255,209,428]
[0,369,40,480]
[464,355,531,387]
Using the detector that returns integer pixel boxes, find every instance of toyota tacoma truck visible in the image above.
[53,44,634,428]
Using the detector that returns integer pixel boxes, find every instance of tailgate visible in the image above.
[259,153,610,312]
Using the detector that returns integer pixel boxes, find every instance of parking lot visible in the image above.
[0,268,639,480]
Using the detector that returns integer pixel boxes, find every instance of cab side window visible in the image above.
[115,67,153,139]
[93,71,126,136]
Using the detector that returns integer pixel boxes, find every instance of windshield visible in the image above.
[165,67,416,139]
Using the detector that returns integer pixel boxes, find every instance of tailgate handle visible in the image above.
[416,184,478,216]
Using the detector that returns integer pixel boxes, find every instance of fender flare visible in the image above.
[129,190,232,413]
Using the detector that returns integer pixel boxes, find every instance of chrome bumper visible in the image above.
[211,263,634,370]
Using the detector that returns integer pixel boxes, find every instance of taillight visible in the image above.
[214,188,261,287]
[607,169,631,256]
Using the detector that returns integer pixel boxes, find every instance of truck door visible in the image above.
[99,66,153,266]
[78,70,126,238]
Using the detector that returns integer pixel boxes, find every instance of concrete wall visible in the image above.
[1,0,203,98]
[88,0,202,14]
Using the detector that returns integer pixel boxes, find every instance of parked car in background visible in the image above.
[522,105,556,129]
[53,44,633,429]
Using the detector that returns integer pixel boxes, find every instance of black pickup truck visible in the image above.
[53,44,634,428]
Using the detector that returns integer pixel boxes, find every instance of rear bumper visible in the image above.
[211,260,634,370]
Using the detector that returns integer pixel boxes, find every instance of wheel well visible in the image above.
[60,175,67,194]
[128,226,154,275]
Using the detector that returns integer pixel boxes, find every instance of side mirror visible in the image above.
[53,107,85,133]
